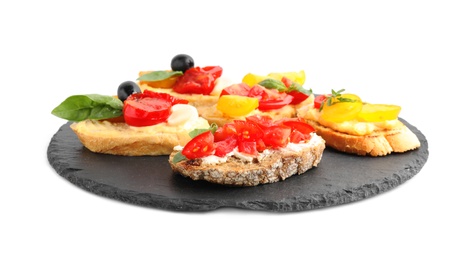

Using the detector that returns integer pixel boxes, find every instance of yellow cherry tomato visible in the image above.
[357,103,401,122]
[320,94,363,122]
[217,95,259,117]
[138,71,179,89]
[242,70,306,86]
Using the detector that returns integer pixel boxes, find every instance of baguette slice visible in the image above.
[295,95,421,156]
[70,104,210,156]
[304,119,420,156]
[169,133,326,186]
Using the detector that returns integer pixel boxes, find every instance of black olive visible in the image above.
[171,54,194,72]
[117,81,141,102]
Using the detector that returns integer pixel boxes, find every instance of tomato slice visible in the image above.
[214,136,238,157]
[247,85,293,111]
[143,89,188,105]
[357,103,401,122]
[220,83,250,96]
[182,131,215,159]
[263,125,291,148]
[123,92,173,127]
[258,95,293,111]
[173,66,223,95]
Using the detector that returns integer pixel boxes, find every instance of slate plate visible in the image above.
[47,119,428,212]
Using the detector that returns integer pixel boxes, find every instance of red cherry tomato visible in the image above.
[182,131,215,159]
[220,83,250,96]
[173,66,223,95]
[123,92,173,127]
[214,136,238,157]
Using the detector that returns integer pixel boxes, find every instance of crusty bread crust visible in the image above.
[169,135,326,186]
[304,119,420,156]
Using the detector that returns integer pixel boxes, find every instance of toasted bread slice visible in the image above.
[304,119,420,156]
[70,104,210,156]
[296,95,421,156]
[169,134,326,186]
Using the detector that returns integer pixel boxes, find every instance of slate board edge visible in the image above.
[47,124,429,213]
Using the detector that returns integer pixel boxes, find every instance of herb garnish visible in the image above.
[258,78,312,96]
[319,89,357,111]
[51,94,123,121]
[137,71,183,82]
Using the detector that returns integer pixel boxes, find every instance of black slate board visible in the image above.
[47,119,428,212]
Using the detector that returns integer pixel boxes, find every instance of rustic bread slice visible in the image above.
[304,119,420,156]
[169,134,326,186]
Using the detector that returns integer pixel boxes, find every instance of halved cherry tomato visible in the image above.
[214,136,238,157]
[263,125,291,148]
[182,131,215,159]
[357,103,401,122]
[220,83,250,97]
[216,95,259,117]
[123,91,174,127]
[173,66,223,95]
[320,94,363,122]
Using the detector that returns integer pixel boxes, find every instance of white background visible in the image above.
[1,0,459,259]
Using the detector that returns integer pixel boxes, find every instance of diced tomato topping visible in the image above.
[238,141,258,156]
[263,125,291,148]
[233,120,263,142]
[213,123,237,142]
[181,115,317,159]
[214,136,238,157]
[245,115,276,129]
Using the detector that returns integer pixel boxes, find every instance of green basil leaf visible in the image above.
[172,151,187,164]
[258,78,288,92]
[188,123,218,138]
[51,94,123,121]
[137,71,183,82]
